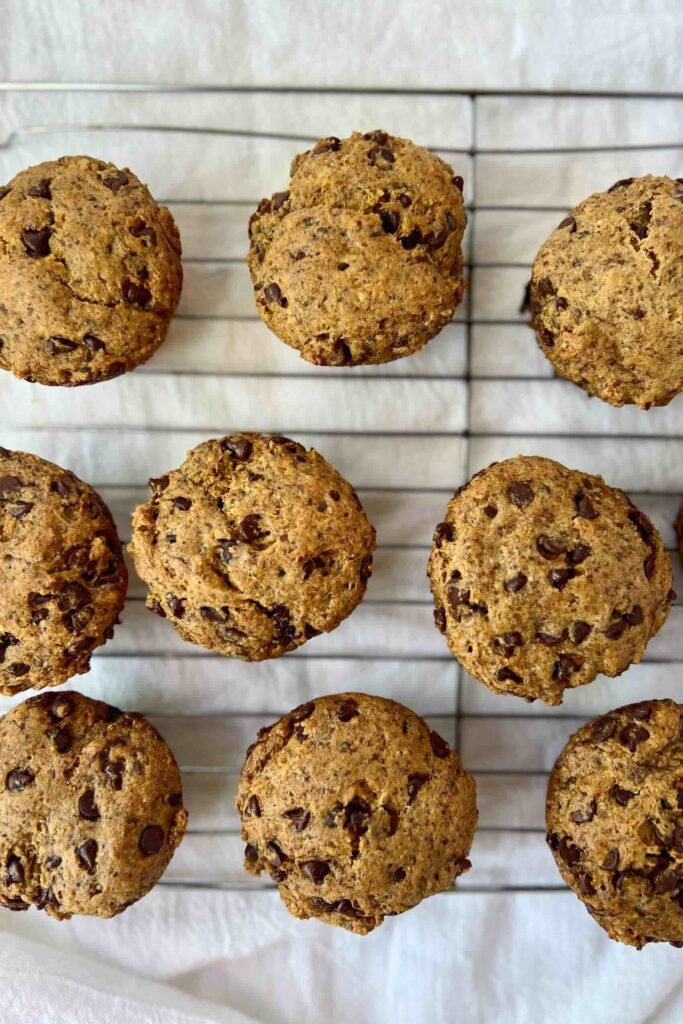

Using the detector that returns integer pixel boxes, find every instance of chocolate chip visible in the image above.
[103,758,124,791]
[345,799,371,838]
[433,521,455,548]
[575,492,598,519]
[570,801,596,824]
[6,662,30,678]
[536,534,565,559]
[619,723,650,752]
[610,785,636,806]
[429,730,450,758]
[434,607,447,633]
[608,178,634,192]
[0,476,22,493]
[46,727,71,753]
[22,227,51,257]
[536,630,566,646]
[400,228,422,250]
[552,654,580,682]
[245,843,259,864]
[6,768,34,792]
[453,175,464,192]
[566,543,591,565]
[199,607,223,623]
[245,795,261,818]
[520,281,532,313]
[570,621,592,644]
[407,773,430,804]
[628,509,653,545]
[536,277,556,297]
[103,170,129,192]
[172,496,192,511]
[549,568,577,590]
[654,870,679,894]
[558,215,576,231]
[272,191,290,210]
[28,178,52,199]
[602,849,619,871]
[557,837,582,866]
[643,552,656,579]
[380,210,400,234]
[5,855,24,885]
[149,475,169,493]
[122,279,151,307]
[504,573,527,593]
[45,855,62,870]
[167,594,185,618]
[238,514,269,544]
[8,501,33,519]
[0,187,11,201]
[295,860,330,886]
[283,808,310,831]
[1,895,29,911]
[221,437,253,461]
[337,698,359,722]
[363,130,388,145]
[291,701,315,723]
[555,297,569,310]
[78,789,100,820]
[497,667,523,684]
[577,873,595,897]
[37,886,59,911]
[591,717,617,743]
[507,483,534,509]
[314,137,341,155]
[483,505,498,519]
[76,839,98,873]
[264,282,287,307]
[129,221,157,244]
[139,825,164,856]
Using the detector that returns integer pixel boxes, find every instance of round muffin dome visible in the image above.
[428,456,673,705]
[0,155,182,385]
[0,447,127,695]
[129,433,376,660]
[547,700,683,947]
[0,692,187,919]
[248,130,467,366]
[530,175,683,408]
[237,693,477,934]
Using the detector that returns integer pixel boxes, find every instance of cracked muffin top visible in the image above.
[546,699,683,947]
[237,693,477,934]
[128,433,376,661]
[530,175,683,408]
[0,447,127,695]
[0,691,187,920]
[428,456,674,705]
[0,155,182,386]
[248,130,467,366]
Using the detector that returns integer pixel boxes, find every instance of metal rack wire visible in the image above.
[0,85,682,899]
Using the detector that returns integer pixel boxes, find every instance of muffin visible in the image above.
[530,175,683,408]
[0,448,127,694]
[547,700,683,947]
[129,433,376,660]
[0,155,182,385]
[237,693,477,934]
[428,456,673,705]
[248,130,467,365]
[0,691,187,919]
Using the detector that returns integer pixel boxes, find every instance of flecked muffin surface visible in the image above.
[237,693,477,934]
[0,448,127,695]
[129,434,376,660]
[248,130,467,365]
[546,700,683,947]
[428,456,673,705]
[530,175,683,408]
[0,155,182,385]
[0,691,187,919]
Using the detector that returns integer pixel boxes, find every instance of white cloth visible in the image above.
[2,3,683,1023]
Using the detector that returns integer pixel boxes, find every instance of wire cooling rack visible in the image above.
[0,86,682,898]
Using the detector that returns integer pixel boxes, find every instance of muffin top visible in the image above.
[531,175,683,408]
[129,433,376,660]
[248,130,466,365]
[0,155,182,385]
[428,456,673,705]
[0,448,127,695]
[547,699,683,947]
[0,691,187,919]
[237,693,477,934]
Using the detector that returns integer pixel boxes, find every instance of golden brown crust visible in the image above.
[428,456,673,705]
[531,175,683,408]
[129,433,376,660]
[546,700,683,948]
[0,448,127,695]
[0,155,182,385]
[236,693,477,934]
[0,692,187,920]
[248,130,466,365]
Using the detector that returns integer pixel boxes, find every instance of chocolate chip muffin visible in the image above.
[0,448,127,695]
[0,691,187,919]
[248,130,467,366]
[237,693,477,934]
[129,434,376,660]
[530,175,683,408]
[428,456,673,705]
[0,155,182,385]
[547,700,683,947]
